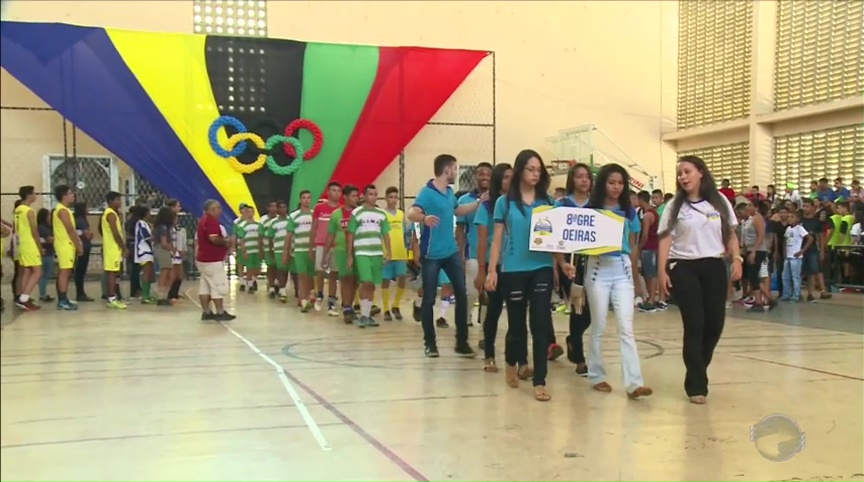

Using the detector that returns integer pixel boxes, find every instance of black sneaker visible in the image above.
[239,285,246,292]
[342,310,354,324]
[477,338,485,350]
[807,294,816,303]
[371,305,382,316]
[820,292,832,300]
[455,342,478,358]
[215,311,237,321]
[392,307,403,321]
[201,311,216,321]
[156,299,172,306]
[413,304,422,322]
[425,345,440,358]
[268,291,277,300]
[436,317,449,328]
[76,295,95,302]
[383,311,393,321]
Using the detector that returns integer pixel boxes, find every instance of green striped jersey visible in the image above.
[267,216,290,253]
[287,209,313,252]
[347,206,390,256]
[235,219,262,252]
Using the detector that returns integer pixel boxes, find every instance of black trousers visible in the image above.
[503,267,554,387]
[668,257,728,397]
[74,245,91,298]
[482,265,524,361]
[126,251,141,297]
[555,258,591,364]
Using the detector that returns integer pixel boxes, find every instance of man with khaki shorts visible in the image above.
[310,182,342,314]
[195,199,236,321]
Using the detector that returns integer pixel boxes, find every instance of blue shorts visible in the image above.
[381,260,408,280]
[640,250,658,278]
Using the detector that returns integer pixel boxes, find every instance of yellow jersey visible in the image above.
[53,204,75,249]
[13,204,37,253]
[384,208,409,261]
[101,207,124,252]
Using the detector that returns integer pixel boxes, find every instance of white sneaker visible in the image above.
[634,296,644,307]
[327,307,340,316]
[314,299,322,311]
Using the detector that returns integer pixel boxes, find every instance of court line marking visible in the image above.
[184,289,331,452]
[185,288,429,481]
[651,336,864,382]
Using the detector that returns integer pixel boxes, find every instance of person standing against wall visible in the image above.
[73,202,93,302]
[52,185,83,310]
[408,154,485,358]
[101,192,128,309]
[196,199,235,321]
[14,186,43,311]
[658,156,741,405]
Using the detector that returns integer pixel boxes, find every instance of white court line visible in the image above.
[184,288,332,451]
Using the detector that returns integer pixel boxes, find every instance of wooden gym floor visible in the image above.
[1,281,862,481]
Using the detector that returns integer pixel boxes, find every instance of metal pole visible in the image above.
[398,151,406,212]
[491,51,497,165]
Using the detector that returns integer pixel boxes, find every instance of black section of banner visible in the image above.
[205,36,306,214]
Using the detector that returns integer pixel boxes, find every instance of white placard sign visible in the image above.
[529,206,624,255]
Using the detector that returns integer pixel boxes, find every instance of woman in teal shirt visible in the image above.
[486,150,555,402]
[475,163,513,373]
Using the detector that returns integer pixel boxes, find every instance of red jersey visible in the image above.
[641,208,660,251]
[196,214,228,262]
[719,187,736,204]
[313,202,340,246]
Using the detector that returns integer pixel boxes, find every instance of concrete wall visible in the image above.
[1,0,678,221]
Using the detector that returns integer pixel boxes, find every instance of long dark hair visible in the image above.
[73,202,88,219]
[153,207,175,229]
[36,208,50,227]
[566,162,593,195]
[661,155,733,242]
[488,163,512,211]
[588,163,634,217]
[506,149,550,214]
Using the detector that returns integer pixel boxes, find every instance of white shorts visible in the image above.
[759,258,770,279]
[196,260,228,299]
[315,246,333,272]
[464,258,479,300]
[135,252,154,264]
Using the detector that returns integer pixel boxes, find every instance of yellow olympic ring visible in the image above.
[224,133,267,174]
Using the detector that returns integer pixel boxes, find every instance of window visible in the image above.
[774,125,864,191]
[678,142,751,192]
[193,0,268,37]
[677,1,753,129]
[42,155,119,211]
[775,0,864,111]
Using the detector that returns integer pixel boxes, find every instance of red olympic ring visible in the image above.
[283,119,323,160]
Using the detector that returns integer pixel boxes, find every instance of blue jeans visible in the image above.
[585,255,644,393]
[782,257,803,300]
[421,252,468,348]
[39,256,54,298]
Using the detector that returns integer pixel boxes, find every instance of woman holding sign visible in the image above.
[575,164,653,399]
[657,156,741,405]
[486,150,556,402]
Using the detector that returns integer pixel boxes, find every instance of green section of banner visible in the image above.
[291,44,380,207]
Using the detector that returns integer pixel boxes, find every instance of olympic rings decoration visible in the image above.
[208,116,323,176]
[265,135,305,176]
[283,119,323,160]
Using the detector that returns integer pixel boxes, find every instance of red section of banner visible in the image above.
[327,47,487,192]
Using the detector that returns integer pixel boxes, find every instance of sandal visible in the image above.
[534,386,551,402]
[592,381,613,392]
[517,365,534,380]
[505,365,519,388]
[483,358,498,373]
[689,395,707,405]
[627,386,654,399]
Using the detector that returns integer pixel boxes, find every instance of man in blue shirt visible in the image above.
[833,177,851,201]
[817,177,838,203]
[408,154,487,358]
[456,162,492,327]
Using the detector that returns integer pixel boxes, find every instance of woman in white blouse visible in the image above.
[658,156,743,405]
